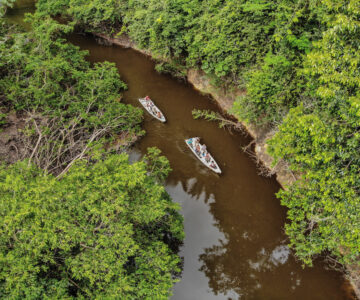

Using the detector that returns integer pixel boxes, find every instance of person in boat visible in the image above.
[144,96,153,107]
[152,106,158,116]
[193,138,200,150]
[195,144,201,156]
[156,110,162,119]
[205,152,211,163]
[201,144,207,157]
[187,138,193,147]
[193,137,200,148]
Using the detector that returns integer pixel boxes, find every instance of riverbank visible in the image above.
[92,32,297,188]
[92,32,359,299]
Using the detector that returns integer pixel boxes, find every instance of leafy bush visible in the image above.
[268,0,360,266]
[233,54,297,125]
[155,61,186,80]
[0,151,184,299]
[0,14,143,172]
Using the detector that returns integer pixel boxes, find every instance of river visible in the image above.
[5,3,355,299]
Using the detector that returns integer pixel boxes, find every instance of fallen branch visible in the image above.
[192,109,245,133]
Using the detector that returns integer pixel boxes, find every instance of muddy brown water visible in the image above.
[6,4,355,299]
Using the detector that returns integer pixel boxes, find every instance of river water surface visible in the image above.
[6,4,356,299]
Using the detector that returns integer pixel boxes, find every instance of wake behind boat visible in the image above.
[139,96,166,122]
[185,137,222,174]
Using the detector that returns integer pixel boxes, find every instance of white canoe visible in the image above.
[185,138,222,174]
[139,98,166,122]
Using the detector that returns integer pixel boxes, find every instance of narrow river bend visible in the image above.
[6,5,355,299]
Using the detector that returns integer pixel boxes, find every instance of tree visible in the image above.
[268,0,360,266]
[0,0,16,15]
[0,14,143,172]
[0,150,184,299]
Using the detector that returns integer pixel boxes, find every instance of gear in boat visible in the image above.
[138,96,166,122]
[185,137,221,174]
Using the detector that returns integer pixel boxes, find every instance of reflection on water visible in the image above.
[168,166,351,299]
[166,180,229,300]
[6,5,356,299]
[199,242,292,298]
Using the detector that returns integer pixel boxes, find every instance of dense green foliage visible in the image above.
[10,0,360,276]
[268,1,360,266]
[0,151,183,298]
[154,61,187,80]
[0,13,143,172]
[1,13,141,131]
[0,0,16,13]
[36,0,325,124]
[1,8,184,298]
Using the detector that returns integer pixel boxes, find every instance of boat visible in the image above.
[138,97,166,122]
[185,137,222,174]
